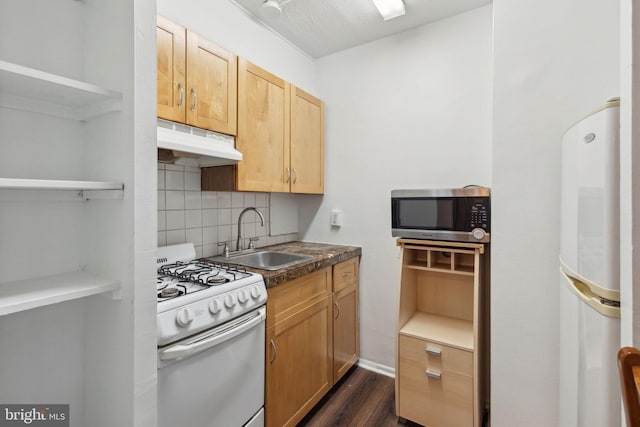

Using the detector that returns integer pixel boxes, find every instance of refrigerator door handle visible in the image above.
[560,269,620,318]
[559,257,620,302]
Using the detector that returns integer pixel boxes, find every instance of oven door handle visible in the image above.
[159,307,266,362]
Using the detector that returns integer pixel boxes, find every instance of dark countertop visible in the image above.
[204,241,362,288]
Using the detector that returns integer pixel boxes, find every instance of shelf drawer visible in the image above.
[333,257,358,293]
[398,335,473,427]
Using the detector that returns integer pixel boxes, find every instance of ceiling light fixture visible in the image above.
[372,0,406,21]
[260,0,295,19]
[261,0,283,19]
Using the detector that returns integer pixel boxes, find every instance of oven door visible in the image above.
[158,306,266,427]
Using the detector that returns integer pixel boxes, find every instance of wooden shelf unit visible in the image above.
[396,239,486,427]
[403,243,477,276]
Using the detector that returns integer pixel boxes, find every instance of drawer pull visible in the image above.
[341,272,352,278]
[425,346,441,357]
[426,369,441,380]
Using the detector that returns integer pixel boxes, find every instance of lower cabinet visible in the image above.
[332,258,359,382]
[265,258,360,427]
[265,268,333,427]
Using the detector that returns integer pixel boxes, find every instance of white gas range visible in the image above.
[156,243,267,427]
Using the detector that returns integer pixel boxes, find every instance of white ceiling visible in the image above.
[229,0,492,58]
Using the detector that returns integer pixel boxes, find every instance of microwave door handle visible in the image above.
[159,308,265,361]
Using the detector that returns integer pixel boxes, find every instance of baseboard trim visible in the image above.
[358,358,396,378]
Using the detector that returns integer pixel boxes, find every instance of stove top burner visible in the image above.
[160,287,181,298]
[157,259,253,303]
[207,275,229,284]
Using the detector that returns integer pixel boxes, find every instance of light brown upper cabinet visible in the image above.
[202,59,324,194]
[157,16,186,123]
[156,16,237,135]
[290,86,324,194]
[236,59,290,192]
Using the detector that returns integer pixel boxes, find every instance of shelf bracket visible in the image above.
[78,188,125,201]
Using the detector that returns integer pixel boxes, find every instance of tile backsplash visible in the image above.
[158,163,298,258]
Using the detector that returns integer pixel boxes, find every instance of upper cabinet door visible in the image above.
[290,86,324,194]
[157,16,186,123]
[186,30,237,135]
[236,59,290,192]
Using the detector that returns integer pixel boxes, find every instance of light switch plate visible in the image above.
[330,209,343,227]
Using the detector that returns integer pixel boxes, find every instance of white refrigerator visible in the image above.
[559,98,621,427]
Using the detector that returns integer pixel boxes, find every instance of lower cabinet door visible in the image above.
[265,295,333,427]
[398,335,474,427]
[333,283,359,382]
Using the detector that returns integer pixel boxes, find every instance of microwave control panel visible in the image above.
[469,198,490,231]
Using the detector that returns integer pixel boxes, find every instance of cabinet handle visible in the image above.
[177,83,184,107]
[342,272,352,278]
[425,346,441,357]
[191,88,197,112]
[334,302,340,319]
[270,339,277,364]
[285,167,291,183]
[426,369,441,380]
[293,167,298,184]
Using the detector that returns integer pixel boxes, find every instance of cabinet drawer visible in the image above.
[333,257,359,293]
[398,335,473,427]
[266,267,331,328]
[399,334,472,376]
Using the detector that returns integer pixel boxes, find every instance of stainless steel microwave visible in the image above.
[391,187,491,243]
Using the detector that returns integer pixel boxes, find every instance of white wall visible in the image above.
[299,5,493,370]
[491,0,619,425]
[156,0,316,95]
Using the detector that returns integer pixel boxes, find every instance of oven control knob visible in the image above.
[176,308,194,327]
[250,286,261,299]
[471,228,486,241]
[224,294,237,308]
[209,299,222,315]
[238,289,249,304]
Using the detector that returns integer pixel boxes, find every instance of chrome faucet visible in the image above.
[236,207,265,251]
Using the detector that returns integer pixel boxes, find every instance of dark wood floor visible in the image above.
[297,367,422,427]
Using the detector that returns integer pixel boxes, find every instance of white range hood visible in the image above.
[157,120,242,167]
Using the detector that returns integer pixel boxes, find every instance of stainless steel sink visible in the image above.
[210,251,314,271]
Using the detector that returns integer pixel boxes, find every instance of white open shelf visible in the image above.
[0,270,121,316]
[0,60,122,120]
[0,178,124,191]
